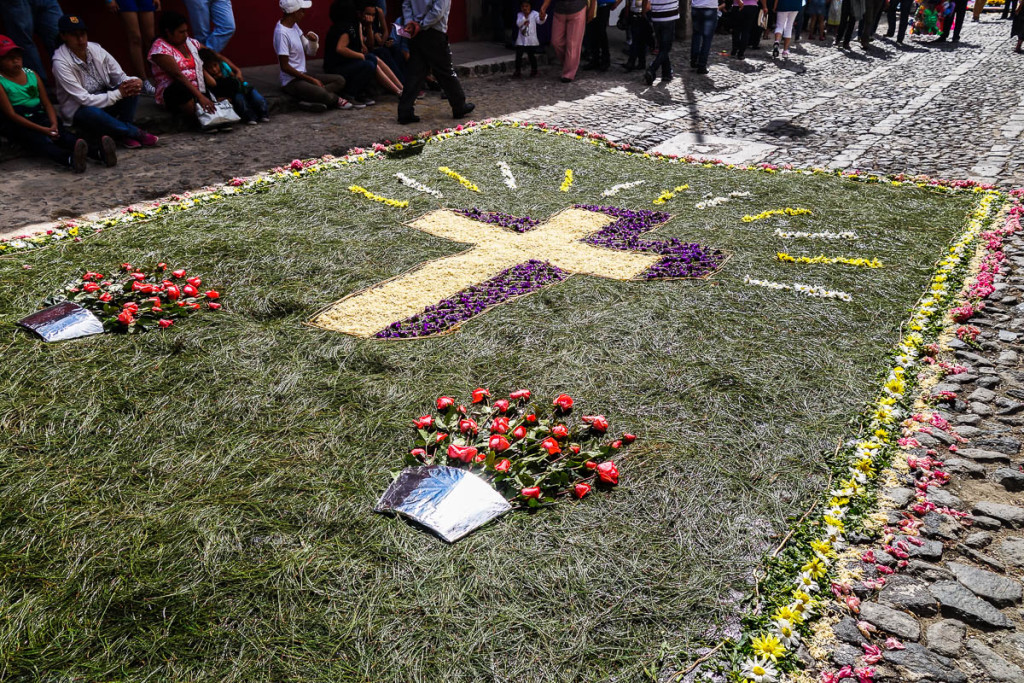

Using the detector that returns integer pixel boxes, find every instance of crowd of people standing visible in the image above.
[0,0,1018,173]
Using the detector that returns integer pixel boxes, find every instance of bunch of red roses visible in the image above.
[407,389,634,506]
[46,262,222,333]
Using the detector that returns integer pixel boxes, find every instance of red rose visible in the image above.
[189,302,201,311]
[152,306,163,314]
[172,269,186,279]
[540,437,561,455]
[447,443,478,463]
[130,272,146,281]
[583,415,609,433]
[474,450,487,463]
[489,434,510,452]
[512,425,527,440]
[494,458,511,473]
[435,433,448,443]
[436,396,455,410]
[525,414,537,424]
[156,262,167,271]
[520,486,541,499]
[551,424,569,439]
[610,440,623,449]
[413,415,434,429]
[182,284,199,297]
[574,482,592,498]
[457,405,467,414]
[458,418,478,434]
[553,393,573,411]
[187,277,202,287]
[83,282,100,293]
[471,387,491,403]
[98,293,112,303]
[584,460,597,470]
[207,302,222,310]
[494,399,510,413]
[410,447,427,460]
[490,416,509,434]
[122,302,139,313]
[157,319,174,329]
[120,263,132,271]
[131,280,146,292]
[510,389,531,401]
[165,285,181,301]
[622,433,636,444]
[596,461,619,485]
[205,289,219,299]
[569,444,580,455]
[116,310,134,325]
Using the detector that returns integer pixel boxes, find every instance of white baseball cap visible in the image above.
[280,0,312,12]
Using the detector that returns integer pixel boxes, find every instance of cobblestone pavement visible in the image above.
[511,14,1024,188]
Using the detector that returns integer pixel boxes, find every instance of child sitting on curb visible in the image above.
[199,47,270,124]
[0,34,111,172]
[274,0,353,111]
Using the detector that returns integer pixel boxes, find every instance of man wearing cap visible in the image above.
[51,14,158,149]
[183,0,235,52]
[0,0,63,85]
[275,0,352,110]
[396,0,475,123]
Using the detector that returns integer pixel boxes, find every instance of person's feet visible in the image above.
[781,49,790,57]
[100,135,117,167]
[297,101,328,112]
[560,77,572,83]
[138,131,159,146]
[70,138,88,173]
[773,41,780,57]
[142,81,156,97]
[452,102,476,118]
[398,112,421,124]
[696,66,709,74]
[359,98,375,107]
[336,97,355,110]
[643,70,654,85]
[122,138,142,149]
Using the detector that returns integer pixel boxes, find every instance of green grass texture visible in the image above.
[0,127,979,682]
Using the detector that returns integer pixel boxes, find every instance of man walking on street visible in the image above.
[936,0,968,41]
[397,0,475,123]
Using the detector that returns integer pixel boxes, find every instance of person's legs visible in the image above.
[896,0,912,39]
[839,0,856,43]
[244,89,269,119]
[654,21,674,77]
[552,11,569,64]
[528,47,538,73]
[972,0,986,21]
[515,45,525,73]
[560,8,586,79]
[739,4,760,55]
[628,16,649,67]
[397,35,428,119]
[283,76,346,107]
[732,7,745,54]
[691,9,704,65]
[118,12,148,79]
[206,0,236,52]
[418,29,468,111]
[73,104,142,141]
[595,4,611,66]
[182,0,211,44]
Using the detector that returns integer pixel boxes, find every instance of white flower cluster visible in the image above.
[395,172,443,198]
[773,229,857,240]
[497,161,517,190]
[696,190,751,209]
[743,275,853,302]
[600,180,644,197]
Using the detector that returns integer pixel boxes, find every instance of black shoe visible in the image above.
[885,31,894,37]
[952,35,960,42]
[842,41,851,48]
[696,66,709,75]
[643,70,654,85]
[452,102,475,118]
[100,135,117,167]
[398,113,420,124]
[70,138,88,173]
[560,77,572,83]
[935,35,947,42]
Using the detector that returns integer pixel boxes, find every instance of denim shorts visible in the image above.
[117,0,157,12]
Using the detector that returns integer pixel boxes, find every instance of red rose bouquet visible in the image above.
[406,389,636,506]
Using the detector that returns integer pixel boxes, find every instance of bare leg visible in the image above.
[119,12,147,79]
[376,60,403,94]
[138,11,156,79]
[783,36,792,50]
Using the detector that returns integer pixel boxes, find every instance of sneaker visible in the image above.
[122,137,142,149]
[259,117,270,123]
[781,49,790,57]
[247,119,258,125]
[346,100,366,109]
[138,131,159,147]
[100,135,117,167]
[416,90,426,99]
[772,41,780,57]
[70,138,88,173]
[142,80,156,97]
[336,97,354,110]
[696,66,709,75]
[358,98,375,106]
[297,101,328,112]
[643,70,654,85]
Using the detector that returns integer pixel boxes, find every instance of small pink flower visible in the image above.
[884,637,905,650]
[861,643,883,664]
[846,595,861,613]
[854,666,876,683]
[856,620,876,638]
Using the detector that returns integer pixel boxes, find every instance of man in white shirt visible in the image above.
[274,0,351,111]
[51,14,158,149]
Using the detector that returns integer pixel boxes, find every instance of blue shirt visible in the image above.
[402,0,451,33]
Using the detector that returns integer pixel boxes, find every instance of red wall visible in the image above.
[52,0,467,69]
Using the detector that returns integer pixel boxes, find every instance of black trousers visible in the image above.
[398,27,466,117]
[732,5,760,55]
[885,0,913,38]
[941,0,968,38]
[515,45,538,72]
[1003,0,1018,18]
[584,4,612,65]
[837,0,857,43]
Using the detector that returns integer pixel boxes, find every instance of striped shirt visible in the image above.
[649,0,679,21]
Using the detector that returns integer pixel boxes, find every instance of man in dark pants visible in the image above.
[1003,0,1018,19]
[397,0,475,124]
[884,0,913,41]
[936,0,967,41]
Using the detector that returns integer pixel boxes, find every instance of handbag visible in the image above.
[757,8,768,27]
[195,99,241,129]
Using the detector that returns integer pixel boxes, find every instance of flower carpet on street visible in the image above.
[0,121,1010,682]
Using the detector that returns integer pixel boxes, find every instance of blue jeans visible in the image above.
[648,21,675,78]
[691,7,719,69]
[0,0,63,79]
[230,88,269,121]
[72,97,141,142]
[183,0,235,52]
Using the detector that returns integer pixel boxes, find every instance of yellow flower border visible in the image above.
[348,185,409,208]
[776,252,884,268]
[652,184,690,205]
[743,208,814,222]
[438,166,481,193]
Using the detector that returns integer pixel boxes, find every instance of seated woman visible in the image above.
[323,0,402,106]
[147,10,222,127]
[0,34,97,172]
[52,14,159,149]
[359,1,404,84]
